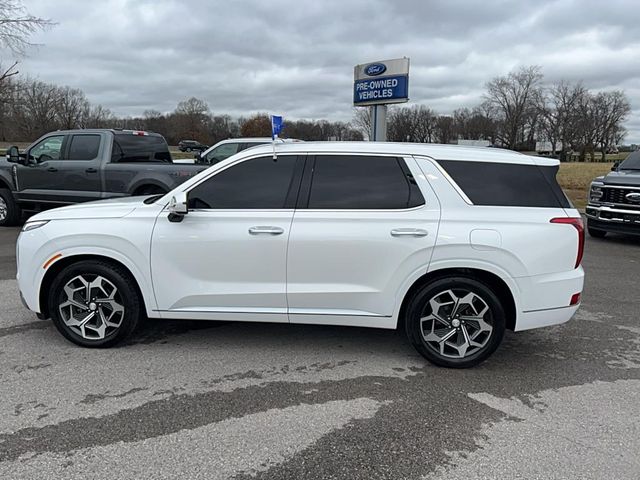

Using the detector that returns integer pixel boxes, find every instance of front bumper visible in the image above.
[585,204,640,236]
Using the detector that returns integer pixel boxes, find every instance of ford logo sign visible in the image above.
[365,63,387,76]
[626,192,640,204]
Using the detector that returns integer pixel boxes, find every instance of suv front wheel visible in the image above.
[404,276,506,368]
[48,260,141,347]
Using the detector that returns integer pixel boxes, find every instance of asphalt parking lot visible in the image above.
[0,226,639,479]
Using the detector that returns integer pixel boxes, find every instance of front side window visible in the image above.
[188,155,298,209]
[30,135,65,162]
[67,134,101,160]
[307,155,424,209]
[205,143,239,164]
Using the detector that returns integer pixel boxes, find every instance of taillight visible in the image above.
[550,217,585,268]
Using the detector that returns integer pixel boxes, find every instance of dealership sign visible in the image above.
[353,58,410,106]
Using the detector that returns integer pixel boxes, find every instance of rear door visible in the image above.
[55,133,104,202]
[286,154,440,326]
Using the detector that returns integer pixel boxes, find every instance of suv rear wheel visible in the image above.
[48,260,141,347]
[404,276,506,368]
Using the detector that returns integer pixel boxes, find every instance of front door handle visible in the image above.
[47,167,58,172]
[249,226,284,236]
[391,228,428,237]
[85,168,98,173]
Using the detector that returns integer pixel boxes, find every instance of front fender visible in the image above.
[18,216,157,316]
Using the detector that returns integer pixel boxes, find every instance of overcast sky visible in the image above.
[11,0,640,142]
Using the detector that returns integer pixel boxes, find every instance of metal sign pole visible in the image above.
[371,105,387,142]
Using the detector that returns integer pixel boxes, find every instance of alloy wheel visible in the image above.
[420,289,494,359]
[0,196,7,222]
[58,274,125,340]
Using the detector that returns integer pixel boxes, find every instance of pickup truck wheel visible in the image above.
[587,225,607,238]
[0,188,21,227]
[134,185,167,196]
[48,260,141,347]
[404,276,505,368]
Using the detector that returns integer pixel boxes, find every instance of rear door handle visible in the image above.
[47,167,58,172]
[249,226,284,235]
[391,228,428,237]
[85,168,98,173]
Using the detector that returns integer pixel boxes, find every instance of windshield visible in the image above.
[619,152,640,170]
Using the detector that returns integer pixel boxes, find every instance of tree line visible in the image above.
[368,66,631,161]
[0,78,364,145]
[0,66,632,159]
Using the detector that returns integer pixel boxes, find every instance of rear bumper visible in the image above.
[514,267,584,331]
[585,205,640,236]
[516,305,580,331]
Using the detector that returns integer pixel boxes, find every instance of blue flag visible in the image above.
[271,115,283,140]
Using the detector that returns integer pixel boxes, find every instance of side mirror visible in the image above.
[611,161,620,171]
[6,146,20,164]
[167,191,188,222]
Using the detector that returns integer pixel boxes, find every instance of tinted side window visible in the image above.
[68,135,101,160]
[188,155,298,209]
[307,155,424,209]
[205,143,239,164]
[112,135,171,163]
[437,160,571,208]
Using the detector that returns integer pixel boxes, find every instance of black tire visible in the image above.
[186,147,192,152]
[404,276,506,368]
[0,188,21,227]
[48,260,142,348]
[588,227,607,238]
[134,185,167,196]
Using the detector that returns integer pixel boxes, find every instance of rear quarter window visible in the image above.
[112,135,171,163]
[437,160,571,208]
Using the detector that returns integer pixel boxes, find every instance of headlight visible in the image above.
[22,220,49,232]
[589,184,603,203]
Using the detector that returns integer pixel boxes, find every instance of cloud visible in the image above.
[12,0,640,142]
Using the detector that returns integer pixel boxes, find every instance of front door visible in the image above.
[14,134,67,204]
[286,154,440,326]
[16,133,104,204]
[150,154,303,321]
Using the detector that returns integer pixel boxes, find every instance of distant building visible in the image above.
[535,141,561,155]
[457,139,491,147]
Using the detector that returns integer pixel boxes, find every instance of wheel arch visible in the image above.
[397,267,517,331]
[39,254,150,319]
[0,177,12,190]
[131,181,169,196]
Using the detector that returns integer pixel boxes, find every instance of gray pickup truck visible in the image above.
[0,129,207,226]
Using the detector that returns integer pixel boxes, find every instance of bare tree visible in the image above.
[0,0,54,55]
[174,97,210,141]
[240,113,271,137]
[85,104,114,129]
[434,115,455,144]
[351,107,372,139]
[483,66,543,149]
[10,78,59,138]
[593,90,631,161]
[538,81,587,161]
[56,86,90,129]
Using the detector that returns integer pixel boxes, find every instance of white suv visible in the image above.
[16,142,584,368]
